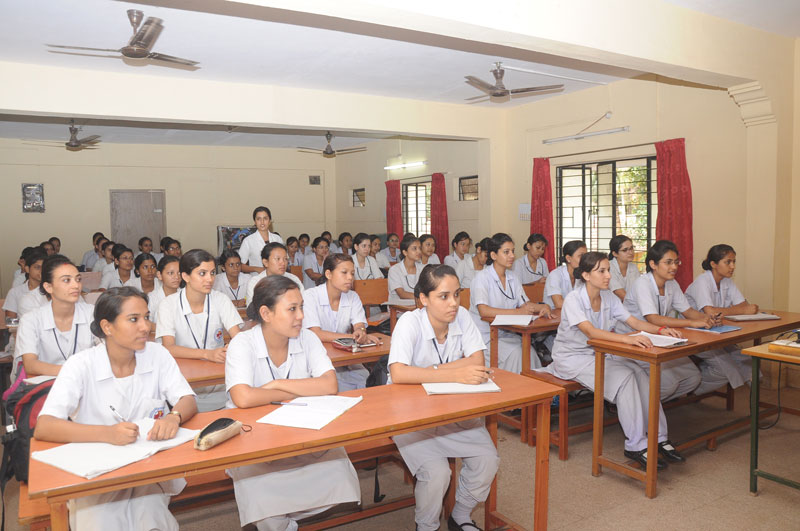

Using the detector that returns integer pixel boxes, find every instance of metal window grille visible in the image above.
[402,182,431,235]
[458,175,479,201]
[352,188,365,207]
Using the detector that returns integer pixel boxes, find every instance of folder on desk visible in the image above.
[685,325,742,334]
[491,315,536,326]
[257,395,363,430]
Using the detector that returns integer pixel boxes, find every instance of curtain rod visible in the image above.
[545,142,657,160]
[389,171,450,182]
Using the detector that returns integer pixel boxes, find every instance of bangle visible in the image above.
[657,326,666,334]
[168,410,182,424]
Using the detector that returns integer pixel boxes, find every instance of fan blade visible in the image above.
[509,84,564,94]
[297,148,323,153]
[78,135,101,145]
[466,98,491,105]
[47,50,121,60]
[146,52,199,66]
[464,94,490,101]
[464,76,495,93]
[335,147,367,154]
[22,142,63,148]
[46,44,120,53]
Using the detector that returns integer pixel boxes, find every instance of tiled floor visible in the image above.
[6,386,800,530]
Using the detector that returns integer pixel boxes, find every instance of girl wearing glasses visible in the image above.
[387,235,422,305]
[608,235,640,301]
[513,233,549,285]
[352,232,384,280]
[469,233,551,373]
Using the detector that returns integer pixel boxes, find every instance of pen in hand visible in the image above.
[109,405,127,422]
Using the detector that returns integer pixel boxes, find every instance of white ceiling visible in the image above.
[664,0,800,37]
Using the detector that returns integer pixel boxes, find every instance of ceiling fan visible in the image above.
[297,132,367,158]
[465,62,564,103]
[46,9,199,68]
[23,120,101,151]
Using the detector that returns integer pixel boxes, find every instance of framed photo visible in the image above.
[22,183,45,213]
[217,225,255,256]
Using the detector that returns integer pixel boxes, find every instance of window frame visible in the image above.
[458,175,479,201]
[352,188,366,207]
[401,181,431,236]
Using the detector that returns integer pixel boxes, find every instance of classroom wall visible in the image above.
[0,140,336,295]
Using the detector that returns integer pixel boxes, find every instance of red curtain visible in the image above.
[385,180,402,237]
[430,173,450,262]
[530,158,556,270]
[655,138,693,289]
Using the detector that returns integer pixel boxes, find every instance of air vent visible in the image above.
[309,175,321,185]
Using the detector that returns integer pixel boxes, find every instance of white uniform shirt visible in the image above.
[238,231,284,273]
[303,254,325,289]
[98,261,116,277]
[287,252,304,268]
[147,285,172,323]
[17,289,50,317]
[245,271,304,305]
[12,269,26,288]
[512,256,549,285]
[81,249,98,269]
[3,282,38,314]
[544,264,579,309]
[225,327,333,409]
[353,256,384,280]
[376,247,400,269]
[302,284,366,333]
[155,289,243,349]
[125,276,162,295]
[388,307,485,384]
[387,261,421,305]
[40,342,195,425]
[685,270,745,311]
[329,243,342,254]
[213,273,250,302]
[99,270,138,290]
[618,272,690,332]
[609,258,641,294]
[455,256,482,289]
[469,266,528,341]
[418,254,441,266]
[151,252,165,264]
[551,286,631,379]
[443,252,472,269]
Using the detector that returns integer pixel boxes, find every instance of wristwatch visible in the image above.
[168,410,182,424]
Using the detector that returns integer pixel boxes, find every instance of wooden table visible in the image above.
[324,333,391,367]
[741,343,800,494]
[28,370,561,531]
[388,303,417,331]
[587,311,800,498]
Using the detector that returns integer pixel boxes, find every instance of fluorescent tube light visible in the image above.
[383,161,427,171]
[542,126,630,145]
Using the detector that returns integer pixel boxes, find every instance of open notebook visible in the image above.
[257,395,363,430]
[632,332,688,348]
[422,380,501,395]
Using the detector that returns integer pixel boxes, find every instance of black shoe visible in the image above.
[447,516,482,531]
[658,440,685,463]
[624,448,667,470]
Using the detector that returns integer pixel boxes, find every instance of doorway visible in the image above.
[109,190,166,253]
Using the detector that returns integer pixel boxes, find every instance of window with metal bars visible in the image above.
[458,175,479,201]
[402,181,431,235]
[352,188,365,207]
[555,157,657,270]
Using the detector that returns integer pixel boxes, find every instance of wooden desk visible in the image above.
[388,302,417,331]
[587,311,800,498]
[324,333,391,367]
[741,343,800,494]
[28,370,561,531]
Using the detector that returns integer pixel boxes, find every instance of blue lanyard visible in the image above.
[52,324,79,360]
[431,338,446,365]
[179,291,210,350]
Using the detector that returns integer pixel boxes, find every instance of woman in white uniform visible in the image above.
[92,240,114,273]
[156,249,243,411]
[550,251,685,469]
[443,231,472,269]
[99,245,136,290]
[226,275,361,531]
[239,206,284,275]
[513,233,550,285]
[246,243,304,304]
[685,244,758,395]
[12,247,33,288]
[369,235,382,259]
[418,234,441,266]
[469,233,551,373]
[335,232,354,256]
[35,287,197,531]
[352,233,384,280]
[213,249,249,308]
[618,240,710,400]
[303,237,329,289]
[16,255,95,379]
[387,234,423,306]
[455,237,488,289]
[3,247,46,319]
[298,233,312,257]
[128,253,160,296]
[148,256,180,325]
[544,240,586,309]
[303,254,381,390]
[389,264,498,531]
[608,235,640,301]
[286,237,304,267]
[80,232,105,271]
[136,237,154,259]
[376,233,401,270]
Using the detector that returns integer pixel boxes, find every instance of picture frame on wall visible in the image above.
[22,183,45,213]
[217,225,255,256]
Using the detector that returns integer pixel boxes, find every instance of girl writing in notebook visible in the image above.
[608,234,640,301]
[225,275,360,531]
[35,287,197,531]
[513,233,549,285]
[352,232,384,280]
[389,264,498,531]
[387,234,422,305]
[213,250,249,308]
[544,240,586,309]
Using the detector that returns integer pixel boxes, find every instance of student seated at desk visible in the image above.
[513,233,549,285]
[455,237,488,289]
[303,254,381,390]
[389,264,498,531]
[80,231,105,271]
[335,231,354,256]
[376,232,400,269]
[226,275,361,531]
[34,287,197,531]
[246,243,304,304]
[148,255,180,325]
[298,233,312,256]
[16,255,96,379]
[544,240,586,309]
[239,206,284,275]
[469,233,551,373]
[3,247,47,320]
[286,237,304,267]
[387,234,423,305]
[91,239,114,273]
[352,232,384,280]
[419,234,441,266]
[127,253,160,295]
[213,249,250,308]
[685,244,758,395]
[303,236,329,289]
[443,231,472,269]
[48,236,61,255]
[550,252,685,469]
[99,245,137,290]
[11,246,33,288]
[608,234,640,301]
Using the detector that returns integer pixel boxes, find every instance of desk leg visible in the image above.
[485,414,499,530]
[389,308,397,333]
[520,332,532,444]
[750,357,761,494]
[490,327,499,368]
[522,332,532,373]
[645,362,661,499]
[50,501,69,531]
[534,399,551,531]
[592,350,605,476]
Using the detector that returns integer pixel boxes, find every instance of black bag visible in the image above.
[365,355,389,388]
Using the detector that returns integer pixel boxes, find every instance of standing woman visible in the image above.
[685,244,758,394]
[286,237,303,267]
[15,255,96,378]
[550,252,684,468]
[387,234,423,305]
[3,247,47,319]
[239,206,284,275]
[513,233,549,285]
[148,256,181,325]
[608,235,640,301]
[213,250,249,308]
[99,245,136,290]
[35,287,197,531]
[303,236,329,289]
[418,234,441,266]
[128,253,160,296]
[376,233,401,269]
[544,240,587,309]
[469,233,551,373]
[303,254,381,390]
[443,232,472,269]
[352,232,384,280]
[455,237,489,289]
[225,276,361,531]
[389,265,498,531]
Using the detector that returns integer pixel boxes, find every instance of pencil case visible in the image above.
[194,418,243,450]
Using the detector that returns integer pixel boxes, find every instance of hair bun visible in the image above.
[90,320,104,338]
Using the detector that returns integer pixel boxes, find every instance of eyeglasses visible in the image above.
[661,259,682,266]
[619,246,635,253]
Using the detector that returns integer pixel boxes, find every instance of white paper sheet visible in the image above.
[632,332,688,348]
[422,380,501,395]
[725,313,780,321]
[490,315,536,326]
[23,375,56,385]
[257,395,363,430]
